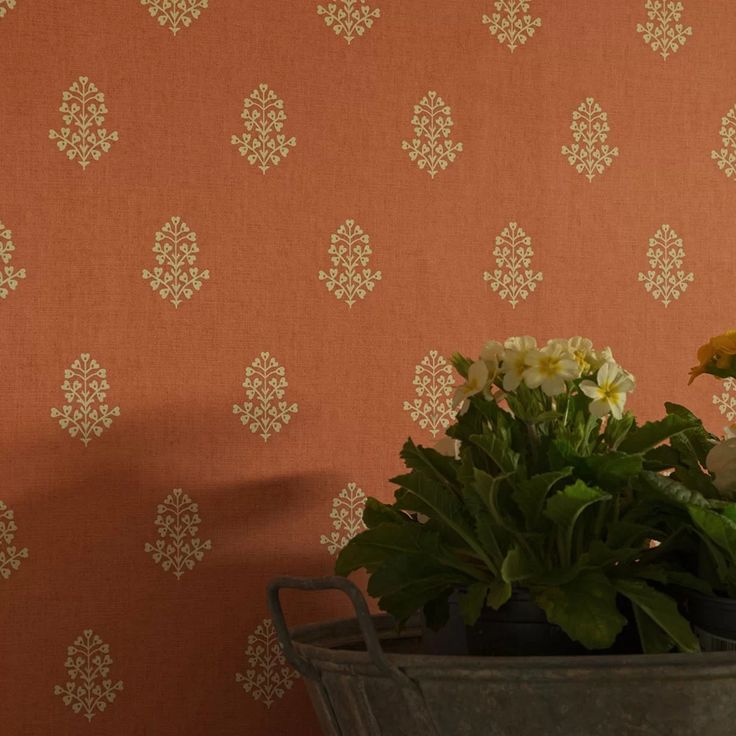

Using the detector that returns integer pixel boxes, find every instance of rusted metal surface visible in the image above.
[268,576,736,736]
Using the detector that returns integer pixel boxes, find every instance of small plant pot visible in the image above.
[422,587,641,656]
[688,592,736,652]
[465,587,586,656]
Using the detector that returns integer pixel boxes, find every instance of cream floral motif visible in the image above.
[403,350,456,438]
[50,354,121,446]
[54,630,123,721]
[0,500,28,580]
[561,97,619,182]
[142,216,209,308]
[318,219,381,308]
[232,352,298,442]
[48,77,118,170]
[236,618,299,708]
[482,1,541,53]
[711,104,736,180]
[0,220,25,300]
[320,482,367,556]
[637,224,694,307]
[636,1,692,60]
[231,84,296,174]
[144,489,212,579]
[402,91,463,179]
[0,0,17,19]
[714,378,736,423]
[140,0,208,35]
[484,222,543,308]
[317,0,380,44]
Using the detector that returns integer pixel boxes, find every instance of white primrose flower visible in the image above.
[707,436,736,497]
[580,362,635,420]
[480,340,505,367]
[523,342,580,397]
[589,346,615,371]
[452,359,489,414]
[501,336,537,391]
[555,336,596,375]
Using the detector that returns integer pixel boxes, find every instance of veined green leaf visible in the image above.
[512,468,572,528]
[544,480,610,564]
[639,471,709,508]
[368,554,466,621]
[469,429,520,476]
[534,572,626,650]
[399,437,459,489]
[665,403,718,464]
[619,413,699,454]
[689,505,736,561]
[392,470,499,575]
[335,522,437,576]
[614,578,699,653]
[392,471,473,535]
[361,497,411,529]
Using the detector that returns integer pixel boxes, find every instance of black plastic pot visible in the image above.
[688,592,736,651]
[423,587,641,656]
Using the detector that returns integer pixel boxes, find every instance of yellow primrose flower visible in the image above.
[689,330,736,384]
[452,359,489,414]
[501,336,537,391]
[523,342,579,397]
[580,362,635,419]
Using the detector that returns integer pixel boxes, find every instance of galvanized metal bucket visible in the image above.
[268,576,736,736]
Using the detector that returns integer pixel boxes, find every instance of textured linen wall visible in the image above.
[2,1,736,734]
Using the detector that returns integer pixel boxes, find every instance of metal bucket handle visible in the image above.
[267,575,412,686]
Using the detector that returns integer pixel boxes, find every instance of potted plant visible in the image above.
[335,336,703,655]
[644,330,736,650]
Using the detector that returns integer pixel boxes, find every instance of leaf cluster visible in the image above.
[337,390,705,654]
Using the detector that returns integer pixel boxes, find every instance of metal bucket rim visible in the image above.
[289,612,736,680]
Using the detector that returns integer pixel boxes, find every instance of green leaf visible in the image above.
[501,546,539,583]
[512,468,572,528]
[604,411,636,450]
[368,554,465,621]
[534,572,626,650]
[614,578,699,653]
[399,437,459,489]
[335,522,437,576]
[486,579,512,610]
[361,497,411,529]
[665,403,718,464]
[643,444,682,471]
[392,470,499,576]
[450,352,472,379]
[469,429,520,476]
[392,472,473,538]
[689,505,736,561]
[632,604,674,654]
[458,582,490,625]
[544,480,610,563]
[638,471,710,508]
[584,452,643,489]
[619,413,699,454]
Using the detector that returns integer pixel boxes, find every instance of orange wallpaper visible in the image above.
[2,1,736,733]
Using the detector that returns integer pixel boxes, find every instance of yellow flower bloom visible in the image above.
[689,330,736,383]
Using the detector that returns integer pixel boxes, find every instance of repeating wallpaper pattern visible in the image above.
[1,1,735,734]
